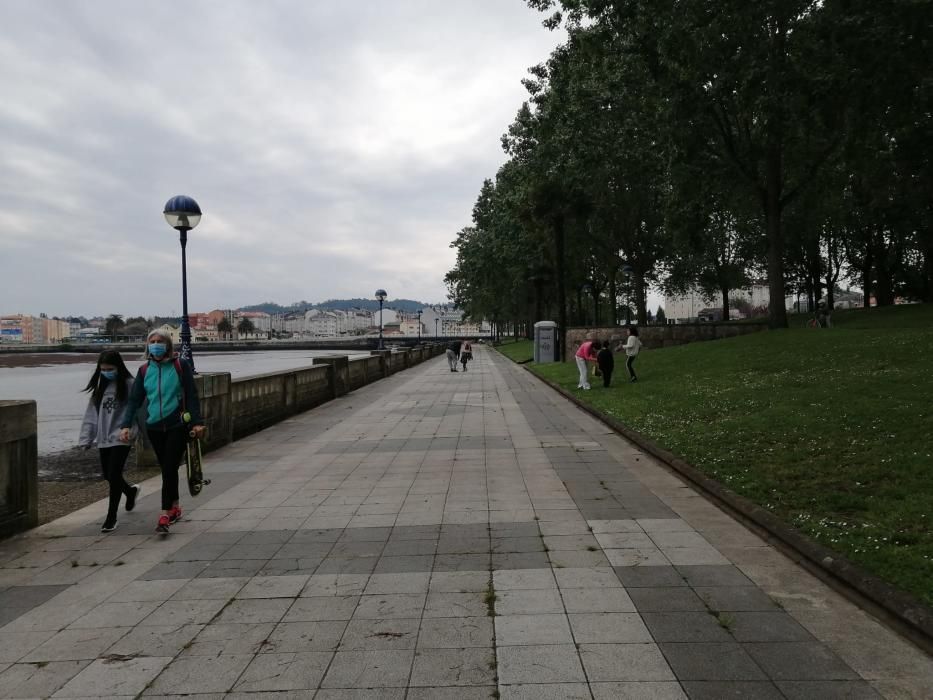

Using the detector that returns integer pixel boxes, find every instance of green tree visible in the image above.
[237,317,255,337]
[216,318,233,340]
[104,314,124,338]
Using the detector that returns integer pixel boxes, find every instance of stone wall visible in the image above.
[229,366,333,440]
[0,401,38,537]
[564,323,769,359]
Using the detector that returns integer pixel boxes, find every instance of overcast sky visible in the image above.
[0,1,565,318]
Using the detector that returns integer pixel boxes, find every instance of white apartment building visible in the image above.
[307,311,339,337]
[420,306,490,337]
[664,283,779,322]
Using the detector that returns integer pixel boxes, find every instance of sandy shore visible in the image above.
[0,353,100,368]
[37,446,160,524]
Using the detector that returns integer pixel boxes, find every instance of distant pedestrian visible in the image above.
[574,338,598,390]
[78,351,141,533]
[622,326,643,382]
[596,340,614,388]
[446,338,462,372]
[119,330,204,534]
[460,340,473,372]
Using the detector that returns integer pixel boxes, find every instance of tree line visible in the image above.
[445,0,930,342]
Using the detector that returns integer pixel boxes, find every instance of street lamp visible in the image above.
[434,317,439,340]
[417,309,423,342]
[375,289,387,350]
[163,195,201,371]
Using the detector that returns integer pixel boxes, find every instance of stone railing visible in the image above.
[564,323,769,359]
[0,401,39,536]
[3,344,445,537]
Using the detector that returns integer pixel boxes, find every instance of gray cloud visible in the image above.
[0,1,561,316]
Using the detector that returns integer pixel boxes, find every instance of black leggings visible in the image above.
[148,427,188,510]
[99,446,132,521]
[626,355,637,380]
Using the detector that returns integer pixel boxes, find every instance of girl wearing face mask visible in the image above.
[119,331,205,533]
[79,350,141,532]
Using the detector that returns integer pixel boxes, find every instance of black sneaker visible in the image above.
[101,519,117,533]
[125,484,140,512]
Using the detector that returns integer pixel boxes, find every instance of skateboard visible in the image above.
[183,412,211,497]
[186,432,211,496]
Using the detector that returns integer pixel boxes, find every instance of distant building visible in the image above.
[664,283,773,323]
[399,317,424,336]
[154,324,181,344]
[420,305,488,337]
[0,314,70,344]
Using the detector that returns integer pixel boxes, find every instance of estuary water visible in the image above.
[0,350,367,454]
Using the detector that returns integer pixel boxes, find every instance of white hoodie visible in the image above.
[623,336,643,357]
[79,378,138,448]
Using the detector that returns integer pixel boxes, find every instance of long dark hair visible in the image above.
[83,351,133,407]
[628,325,639,337]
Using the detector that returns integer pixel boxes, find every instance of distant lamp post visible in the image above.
[163,195,202,371]
[435,317,439,340]
[375,289,387,350]
[417,309,423,342]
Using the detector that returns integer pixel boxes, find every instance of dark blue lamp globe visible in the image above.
[163,195,202,230]
[375,289,387,302]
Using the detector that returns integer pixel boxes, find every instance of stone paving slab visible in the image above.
[0,347,931,697]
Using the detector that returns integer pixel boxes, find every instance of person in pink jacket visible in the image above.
[575,338,598,390]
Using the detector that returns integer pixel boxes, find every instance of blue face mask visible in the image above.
[148,343,167,358]
[101,369,118,380]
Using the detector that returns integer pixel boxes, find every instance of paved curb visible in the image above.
[517,362,933,656]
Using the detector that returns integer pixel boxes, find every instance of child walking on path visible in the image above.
[596,340,614,388]
[119,330,204,534]
[460,340,473,372]
[575,338,598,390]
[79,351,141,532]
[622,326,643,382]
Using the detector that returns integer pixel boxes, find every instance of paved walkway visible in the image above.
[1,348,931,698]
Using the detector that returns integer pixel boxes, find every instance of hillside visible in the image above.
[239,298,435,315]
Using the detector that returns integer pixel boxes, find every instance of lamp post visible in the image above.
[163,195,202,371]
[375,289,387,350]
[434,317,439,340]
[417,309,422,342]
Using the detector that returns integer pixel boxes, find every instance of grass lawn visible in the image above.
[494,338,534,363]
[525,304,933,606]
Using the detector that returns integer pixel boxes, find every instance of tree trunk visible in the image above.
[924,234,933,302]
[555,215,567,361]
[861,238,872,308]
[592,289,601,327]
[534,281,543,326]
[609,272,618,326]
[765,151,789,328]
[721,287,731,322]
[874,232,895,306]
[634,273,648,325]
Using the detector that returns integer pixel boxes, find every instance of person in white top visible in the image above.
[621,326,642,383]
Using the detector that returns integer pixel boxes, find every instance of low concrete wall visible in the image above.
[565,323,769,359]
[229,365,334,440]
[0,401,39,537]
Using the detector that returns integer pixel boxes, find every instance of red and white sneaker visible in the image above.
[168,505,183,524]
[156,514,171,534]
